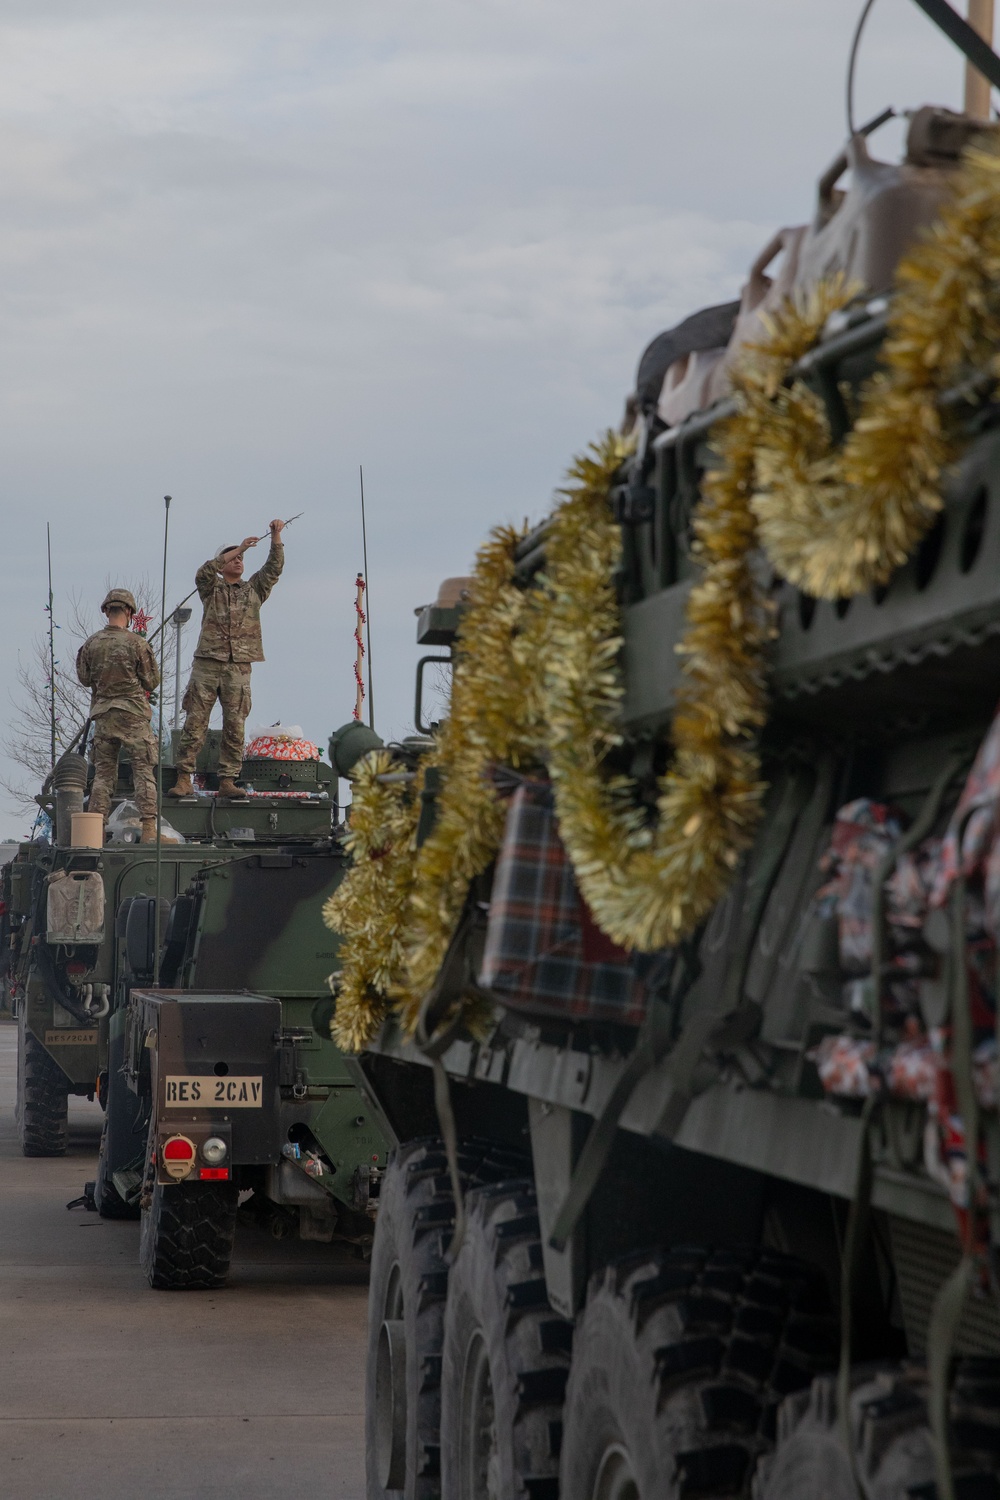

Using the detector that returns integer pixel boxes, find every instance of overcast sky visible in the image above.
[0,0,980,833]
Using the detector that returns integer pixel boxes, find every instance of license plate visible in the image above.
[163,1075,264,1108]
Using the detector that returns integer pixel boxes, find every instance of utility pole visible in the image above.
[965,0,995,117]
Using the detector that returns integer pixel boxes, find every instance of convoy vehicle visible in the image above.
[2,726,392,1288]
[325,10,1000,1498]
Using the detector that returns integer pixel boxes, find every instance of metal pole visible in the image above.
[153,495,171,987]
[46,523,56,773]
[965,0,995,116]
[174,614,182,731]
[170,605,193,737]
[360,465,375,730]
[909,0,1000,95]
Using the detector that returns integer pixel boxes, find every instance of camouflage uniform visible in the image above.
[174,541,283,779]
[76,626,160,819]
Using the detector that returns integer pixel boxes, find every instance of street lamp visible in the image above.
[171,607,193,732]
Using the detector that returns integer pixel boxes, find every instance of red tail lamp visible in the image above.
[161,1135,197,1181]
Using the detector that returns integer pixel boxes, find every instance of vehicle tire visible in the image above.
[366,1138,529,1500]
[754,1359,1000,1500]
[94,1021,144,1220]
[440,1179,572,1500]
[16,1014,69,1157]
[560,1245,838,1500]
[94,1121,140,1220]
[139,1127,238,1289]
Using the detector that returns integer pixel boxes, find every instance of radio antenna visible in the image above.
[153,494,171,987]
[46,523,56,774]
[353,574,366,722]
[360,465,375,730]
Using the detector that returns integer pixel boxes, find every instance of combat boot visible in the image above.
[141,819,158,843]
[217,777,247,799]
[168,772,193,798]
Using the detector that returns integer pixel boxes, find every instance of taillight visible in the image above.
[199,1167,230,1181]
[160,1135,197,1181]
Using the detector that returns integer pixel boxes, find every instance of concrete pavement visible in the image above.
[0,1019,369,1499]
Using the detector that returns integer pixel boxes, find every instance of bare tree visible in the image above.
[1,577,158,813]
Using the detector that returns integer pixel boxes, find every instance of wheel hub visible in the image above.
[592,1444,640,1500]
[461,1329,500,1500]
[374,1262,407,1490]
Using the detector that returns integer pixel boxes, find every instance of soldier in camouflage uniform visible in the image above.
[169,519,285,800]
[76,588,161,842]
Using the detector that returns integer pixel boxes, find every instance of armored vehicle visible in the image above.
[321,13,1000,1500]
[2,723,392,1288]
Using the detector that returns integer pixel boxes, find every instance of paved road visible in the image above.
[0,1019,369,1499]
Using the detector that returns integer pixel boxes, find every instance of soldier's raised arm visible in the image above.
[249,518,285,603]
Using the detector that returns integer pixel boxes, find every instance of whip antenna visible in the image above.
[360,465,375,730]
[153,494,171,987]
[353,575,366,722]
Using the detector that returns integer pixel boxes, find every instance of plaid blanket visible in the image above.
[480,779,647,1026]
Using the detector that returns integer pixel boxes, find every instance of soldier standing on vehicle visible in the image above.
[169,519,285,801]
[76,589,161,843]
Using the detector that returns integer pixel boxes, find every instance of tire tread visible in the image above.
[17,1024,69,1158]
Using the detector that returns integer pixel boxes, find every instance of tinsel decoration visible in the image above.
[750,133,1000,598]
[396,524,539,1034]
[323,135,1000,1046]
[323,526,539,1043]
[322,750,419,1052]
[537,428,770,950]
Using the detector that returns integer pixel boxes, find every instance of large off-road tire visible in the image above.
[440,1179,573,1500]
[94,1121,140,1220]
[139,1128,238,1290]
[754,1360,1000,1500]
[560,1245,838,1500]
[16,1014,69,1157]
[94,1021,144,1220]
[366,1138,529,1500]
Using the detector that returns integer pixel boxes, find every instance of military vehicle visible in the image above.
[2,723,392,1288]
[322,8,1000,1499]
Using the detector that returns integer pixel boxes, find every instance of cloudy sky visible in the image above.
[0,0,979,833]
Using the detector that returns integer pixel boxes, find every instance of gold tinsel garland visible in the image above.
[537,426,771,951]
[322,750,419,1052]
[751,134,1000,598]
[324,135,1000,1046]
[324,531,538,1045]
[395,525,541,1036]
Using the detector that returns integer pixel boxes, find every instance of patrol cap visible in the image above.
[101,588,137,615]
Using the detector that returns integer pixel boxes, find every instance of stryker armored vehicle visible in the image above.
[322,11,1000,1500]
[2,723,392,1288]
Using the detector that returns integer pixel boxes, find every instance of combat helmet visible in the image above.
[101,588,137,616]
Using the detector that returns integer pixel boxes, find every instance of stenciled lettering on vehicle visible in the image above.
[43,1029,96,1047]
[163,1075,264,1108]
